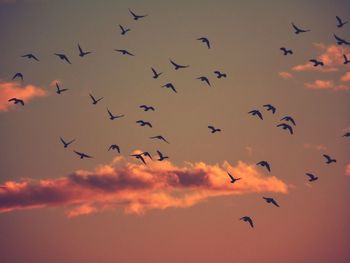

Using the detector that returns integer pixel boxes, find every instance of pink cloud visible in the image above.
[340,71,350,82]
[345,164,350,176]
[304,80,334,90]
[279,71,293,79]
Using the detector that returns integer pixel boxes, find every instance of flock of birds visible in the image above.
[5,9,350,228]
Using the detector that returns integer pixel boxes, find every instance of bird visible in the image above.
[248,110,263,120]
[263,197,280,207]
[136,120,152,128]
[263,104,276,114]
[334,34,350,45]
[8,98,24,106]
[128,8,148,20]
[214,70,227,78]
[170,59,189,70]
[343,132,350,137]
[280,47,293,55]
[21,53,39,61]
[142,151,153,160]
[151,67,162,79]
[227,172,241,184]
[12,72,23,81]
[309,59,324,67]
[131,153,147,165]
[323,154,336,164]
[277,123,293,135]
[89,94,103,105]
[208,125,221,133]
[256,161,271,172]
[114,49,134,56]
[197,76,211,87]
[55,83,68,94]
[78,44,92,57]
[108,144,120,153]
[343,54,350,64]
[139,105,155,111]
[291,22,310,34]
[197,37,210,49]
[107,108,125,120]
[240,216,254,228]
[306,173,318,182]
[156,150,169,161]
[60,137,75,148]
[74,151,92,159]
[119,24,131,35]
[336,16,348,28]
[54,53,71,64]
[150,135,169,144]
[280,116,296,126]
[162,83,177,93]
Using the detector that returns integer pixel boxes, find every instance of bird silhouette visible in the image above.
[256,161,271,172]
[263,104,276,114]
[21,53,39,61]
[150,135,169,144]
[157,150,169,161]
[74,151,92,159]
[309,59,324,67]
[128,8,148,20]
[197,37,210,49]
[277,123,293,135]
[248,110,263,120]
[343,54,350,64]
[280,47,293,55]
[343,132,350,137]
[12,72,23,81]
[263,197,280,207]
[60,137,75,148]
[8,98,24,106]
[114,49,134,56]
[170,59,189,70]
[334,34,350,45]
[136,120,152,128]
[208,125,221,133]
[162,83,177,93]
[306,173,318,182]
[56,83,68,94]
[197,76,211,87]
[323,154,336,164]
[336,16,348,28]
[108,144,120,153]
[280,116,296,126]
[119,24,131,35]
[131,153,147,165]
[140,105,155,111]
[227,172,241,184]
[240,216,254,228]
[214,71,227,78]
[54,53,71,64]
[78,44,92,57]
[151,67,162,79]
[107,108,125,120]
[89,94,103,105]
[292,22,310,34]
[142,151,153,160]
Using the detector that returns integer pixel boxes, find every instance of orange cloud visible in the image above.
[0,157,288,217]
[278,71,293,79]
[340,71,350,82]
[304,80,334,90]
[345,164,350,176]
[0,80,47,112]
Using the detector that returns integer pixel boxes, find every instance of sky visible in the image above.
[0,0,350,262]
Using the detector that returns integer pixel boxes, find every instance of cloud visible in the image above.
[340,71,350,82]
[303,143,327,151]
[278,71,293,79]
[345,164,350,176]
[0,157,288,217]
[0,80,47,112]
[304,79,350,91]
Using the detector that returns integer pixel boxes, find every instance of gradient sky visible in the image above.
[0,0,350,263]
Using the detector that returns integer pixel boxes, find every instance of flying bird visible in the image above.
[21,53,39,61]
[142,151,153,160]
[227,172,241,184]
[139,105,155,111]
[197,37,210,49]
[89,94,103,105]
[323,154,336,164]
[256,161,271,172]
[54,53,71,64]
[343,132,350,137]
[60,137,75,148]
[263,197,280,207]
[128,8,148,20]
[280,116,296,126]
[309,59,324,67]
[119,24,131,35]
[334,34,350,45]
[197,76,211,87]
[107,108,125,120]
[74,151,92,159]
[306,173,318,182]
[55,83,68,94]
[114,49,134,56]
[162,83,177,93]
[170,59,189,70]
[280,47,293,55]
[277,123,293,135]
[150,135,169,144]
[156,150,169,161]
[8,98,24,106]
[108,144,120,153]
[343,54,350,64]
[240,216,254,228]
[208,125,221,133]
[131,153,147,165]
[292,22,310,34]
[214,70,227,79]
[78,44,92,57]
[336,16,348,28]
[151,67,162,79]
[136,120,152,128]
[12,72,23,81]
[263,104,276,114]
[248,110,263,120]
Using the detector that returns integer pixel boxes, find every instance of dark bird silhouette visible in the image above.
[54,53,71,64]
[157,150,169,161]
[136,120,152,128]
[306,173,318,182]
[8,98,24,106]
[150,135,169,144]
[131,153,147,165]
[128,8,148,20]
[55,83,68,94]
[263,197,280,207]
[256,161,271,172]
[214,70,227,79]
[107,108,125,120]
[140,105,155,111]
[343,54,350,64]
[263,104,276,114]
[162,83,177,93]
[292,22,310,34]
[170,59,189,70]
[60,137,75,148]
[280,47,293,55]
[208,125,221,133]
[277,123,293,135]
[343,132,350,137]
[151,67,162,79]
[78,44,92,57]
[108,144,120,153]
[89,94,103,105]
[21,53,39,61]
[197,37,210,49]
[227,172,241,184]
[197,76,211,87]
[323,154,336,164]
[280,116,296,126]
[12,72,23,81]
[336,16,348,28]
[114,49,134,56]
[248,110,263,120]
[240,216,254,228]
[119,24,131,35]
[309,59,324,67]
[74,151,92,159]
[142,151,153,160]
[334,34,350,45]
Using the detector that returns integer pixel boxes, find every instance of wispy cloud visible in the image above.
[345,164,350,176]
[278,71,293,79]
[303,143,327,151]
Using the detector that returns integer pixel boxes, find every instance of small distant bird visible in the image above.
[107,108,125,120]
[263,104,276,114]
[89,94,103,105]
[227,172,241,184]
[78,44,92,57]
[277,123,293,135]
[197,37,210,49]
[214,70,227,79]
[280,47,293,55]
[256,161,271,172]
[248,110,263,120]
[60,137,75,148]
[334,34,350,45]
[136,120,152,128]
[131,153,146,165]
[114,49,134,56]
[170,59,189,70]
[140,105,155,111]
[343,54,350,64]
[336,16,348,28]
[197,76,211,87]
[240,216,254,228]
[309,59,324,67]
[21,53,39,61]
[55,83,68,94]
[54,53,71,64]
[323,154,336,164]
[119,24,131,35]
[343,132,350,137]
[208,125,221,133]
[306,173,318,182]
[162,83,177,93]
[128,8,148,20]
[142,151,153,160]
[151,67,162,79]
[8,98,24,106]
[292,22,310,34]
[156,150,169,161]
[12,72,23,81]
[108,144,120,153]
[280,116,296,126]
[74,151,92,159]
[150,135,169,144]
[263,197,280,207]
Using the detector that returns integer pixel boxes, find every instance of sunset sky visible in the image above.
[0,0,350,262]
